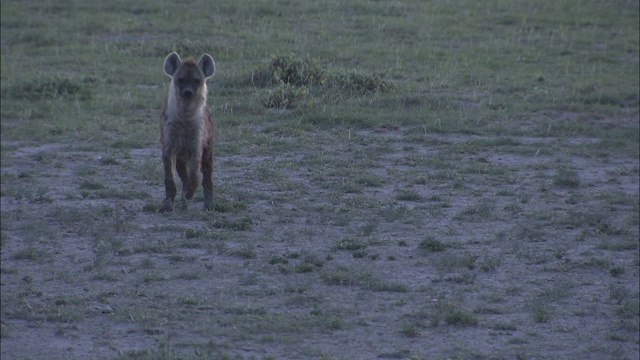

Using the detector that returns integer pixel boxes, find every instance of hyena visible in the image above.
[159,52,216,212]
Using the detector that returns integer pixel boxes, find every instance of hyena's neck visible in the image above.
[168,84,208,122]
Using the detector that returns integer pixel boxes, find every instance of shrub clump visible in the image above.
[553,168,580,188]
[253,53,395,109]
[262,81,309,109]
[253,53,327,88]
[418,236,447,252]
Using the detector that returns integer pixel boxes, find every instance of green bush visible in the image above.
[262,81,309,109]
[253,53,394,109]
[253,53,327,87]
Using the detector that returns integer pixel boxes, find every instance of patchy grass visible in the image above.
[0,0,638,359]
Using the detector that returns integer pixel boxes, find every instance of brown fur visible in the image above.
[159,52,216,212]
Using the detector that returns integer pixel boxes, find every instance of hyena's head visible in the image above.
[163,52,216,101]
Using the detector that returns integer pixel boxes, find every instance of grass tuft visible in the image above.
[418,236,447,252]
[335,238,368,251]
[553,168,580,188]
[262,81,309,109]
[3,76,96,101]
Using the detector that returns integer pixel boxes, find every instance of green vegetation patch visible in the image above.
[3,76,96,101]
[252,53,395,108]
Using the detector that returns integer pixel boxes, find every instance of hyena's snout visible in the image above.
[181,87,194,99]
[177,79,201,99]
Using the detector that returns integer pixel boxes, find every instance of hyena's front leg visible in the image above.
[201,146,214,211]
[159,152,177,213]
[175,158,189,210]
[183,152,201,201]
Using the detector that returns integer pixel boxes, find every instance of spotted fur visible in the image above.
[159,52,216,212]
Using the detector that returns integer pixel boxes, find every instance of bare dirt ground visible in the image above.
[1,121,639,359]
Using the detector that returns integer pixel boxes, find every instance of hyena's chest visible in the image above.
[164,115,204,154]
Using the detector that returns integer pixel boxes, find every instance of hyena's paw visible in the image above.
[159,199,174,213]
[179,196,188,210]
[204,199,214,212]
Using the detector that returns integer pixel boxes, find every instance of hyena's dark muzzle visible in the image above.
[176,78,201,99]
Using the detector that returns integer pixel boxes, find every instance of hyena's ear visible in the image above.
[198,54,216,78]
[164,52,182,77]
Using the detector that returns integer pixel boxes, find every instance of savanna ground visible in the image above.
[1,1,639,359]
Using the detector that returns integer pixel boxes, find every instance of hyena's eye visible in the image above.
[194,79,201,85]
[177,78,185,84]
